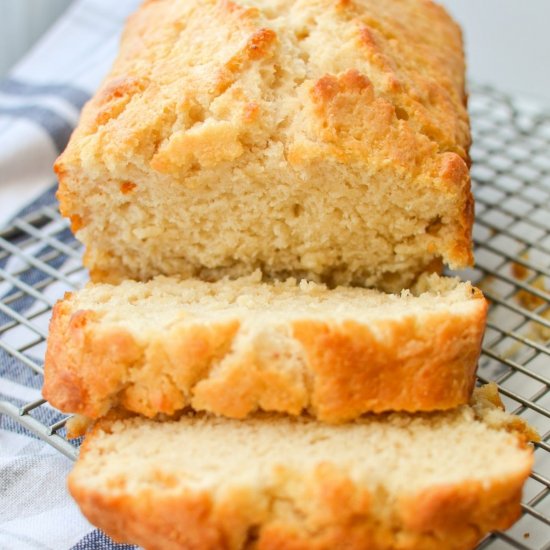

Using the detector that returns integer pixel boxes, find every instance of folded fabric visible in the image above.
[0,1,140,548]
[0,0,140,222]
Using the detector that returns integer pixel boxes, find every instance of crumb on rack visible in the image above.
[511,260,530,281]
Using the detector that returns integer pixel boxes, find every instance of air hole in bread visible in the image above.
[427,216,443,236]
[294,28,310,41]
[395,107,409,121]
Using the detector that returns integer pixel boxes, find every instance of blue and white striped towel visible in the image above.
[0,1,140,548]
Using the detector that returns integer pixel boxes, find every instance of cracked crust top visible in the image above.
[59,0,469,172]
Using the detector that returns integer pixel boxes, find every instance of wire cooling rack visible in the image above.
[0,86,549,550]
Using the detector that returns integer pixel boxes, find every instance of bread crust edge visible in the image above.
[43,290,487,421]
[68,425,533,550]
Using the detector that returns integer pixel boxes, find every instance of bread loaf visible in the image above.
[43,273,486,422]
[69,385,537,550]
[55,0,472,291]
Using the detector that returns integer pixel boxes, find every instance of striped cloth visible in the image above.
[0,1,140,548]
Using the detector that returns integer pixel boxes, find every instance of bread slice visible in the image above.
[55,0,472,292]
[43,273,486,422]
[69,385,537,550]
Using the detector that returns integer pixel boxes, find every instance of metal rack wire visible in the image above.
[0,86,549,549]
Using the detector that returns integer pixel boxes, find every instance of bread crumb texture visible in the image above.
[56,0,473,291]
[43,273,487,421]
[69,386,537,550]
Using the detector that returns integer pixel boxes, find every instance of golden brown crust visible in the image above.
[292,301,487,421]
[65,414,92,439]
[123,321,241,416]
[54,0,473,290]
[398,473,529,546]
[44,286,487,421]
[191,346,310,419]
[69,417,534,550]
[43,299,240,418]
[43,301,143,417]
[70,469,523,550]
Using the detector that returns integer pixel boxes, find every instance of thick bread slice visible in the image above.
[43,273,486,422]
[55,0,472,292]
[69,386,538,550]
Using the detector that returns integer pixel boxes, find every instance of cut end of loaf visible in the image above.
[43,273,487,422]
[55,0,473,290]
[69,386,536,550]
